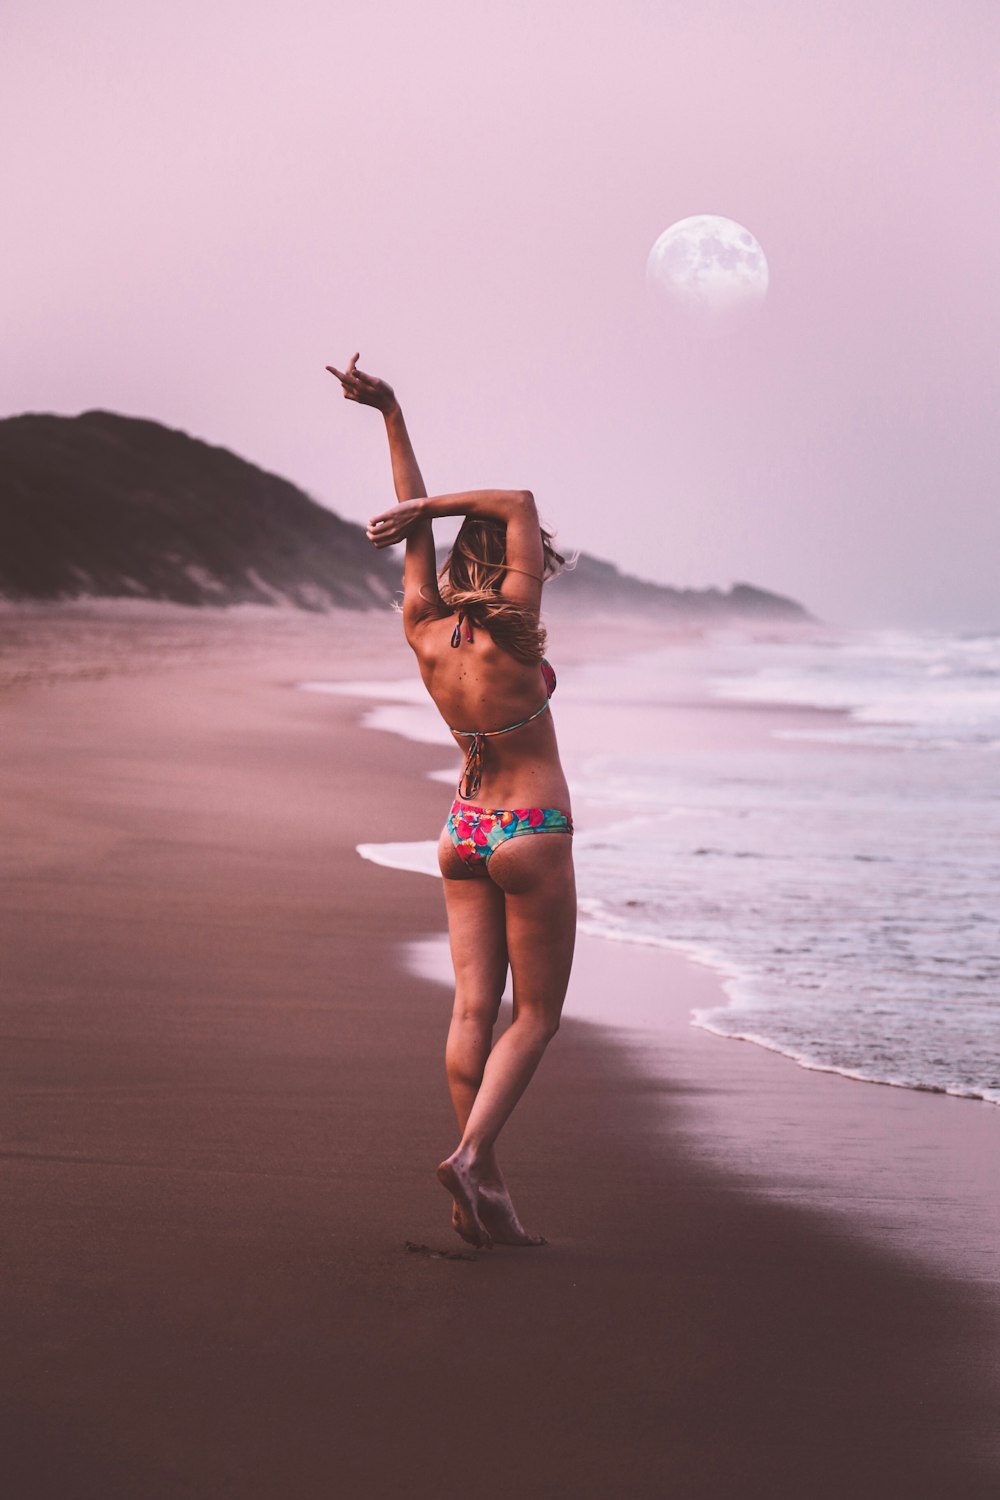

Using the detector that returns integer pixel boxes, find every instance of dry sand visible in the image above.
[2,603,998,1499]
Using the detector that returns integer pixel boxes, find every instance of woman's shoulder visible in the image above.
[404,603,454,655]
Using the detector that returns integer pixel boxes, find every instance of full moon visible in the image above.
[646,215,769,333]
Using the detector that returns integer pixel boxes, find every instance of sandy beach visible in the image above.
[2,603,999,1500]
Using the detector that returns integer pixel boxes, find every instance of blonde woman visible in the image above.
[327,353,576,1249]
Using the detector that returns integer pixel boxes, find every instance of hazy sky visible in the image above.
[5,1,999,627]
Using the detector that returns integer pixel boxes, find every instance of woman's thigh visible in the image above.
[485,834,577,1026]
[439,846,509,1019]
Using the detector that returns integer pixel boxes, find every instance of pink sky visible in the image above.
[4,0,998,627]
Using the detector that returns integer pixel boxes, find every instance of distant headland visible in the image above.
[0,410,811,622]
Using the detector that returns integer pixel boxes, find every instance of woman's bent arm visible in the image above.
[419,489,537,524]
[367,490,538,547]
[367,489,544,613]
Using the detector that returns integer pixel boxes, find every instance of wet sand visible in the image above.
[1,604,998,1499]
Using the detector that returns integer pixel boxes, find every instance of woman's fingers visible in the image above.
[366,513,407,547]
[325,365,364,402]
[366,507,416,547]
[325,354,361,382]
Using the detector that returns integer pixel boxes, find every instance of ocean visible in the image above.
[301,623,1000,1106]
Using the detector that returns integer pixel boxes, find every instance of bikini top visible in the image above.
[447,609,557,800]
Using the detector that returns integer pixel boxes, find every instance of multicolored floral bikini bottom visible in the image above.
[446,799,574,870]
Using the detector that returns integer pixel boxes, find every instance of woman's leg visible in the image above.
[437,833,576,1244]
[439,856,508,1136]
[438,831,516,1244]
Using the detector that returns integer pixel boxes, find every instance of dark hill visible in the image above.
[0,410,399,609]
[0,410,811,621]
[547,550,811,621]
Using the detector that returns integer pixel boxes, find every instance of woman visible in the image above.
[327,352,576,1249]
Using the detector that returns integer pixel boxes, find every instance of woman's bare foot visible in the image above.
[478,1184,547,1246]
[437,1155,492,1249]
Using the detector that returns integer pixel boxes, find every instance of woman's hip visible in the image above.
[443,798,574,878]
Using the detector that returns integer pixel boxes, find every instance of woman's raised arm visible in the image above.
[327,353,442,633]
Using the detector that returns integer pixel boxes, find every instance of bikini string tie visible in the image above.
[458,733,486,801]
[450,610,474,648]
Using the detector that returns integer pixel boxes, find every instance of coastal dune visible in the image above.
[2,604,998,1499]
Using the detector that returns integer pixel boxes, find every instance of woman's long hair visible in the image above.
[437,516,566,663]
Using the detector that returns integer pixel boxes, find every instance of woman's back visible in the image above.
[411,614,571,811]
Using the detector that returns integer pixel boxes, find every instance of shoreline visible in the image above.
[361,816,1000,1110]
[401,926,1000,1289]
[2,603,999,1497]
[331,612,1000,1289]
[321,628,1000,1104]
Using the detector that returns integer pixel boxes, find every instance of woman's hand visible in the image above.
[326,351,398,415]
[366,499,425,548]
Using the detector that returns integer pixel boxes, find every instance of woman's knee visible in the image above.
[517,1009,561,1045]
[451,988,502,1030]
[540,1013,561,1043]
